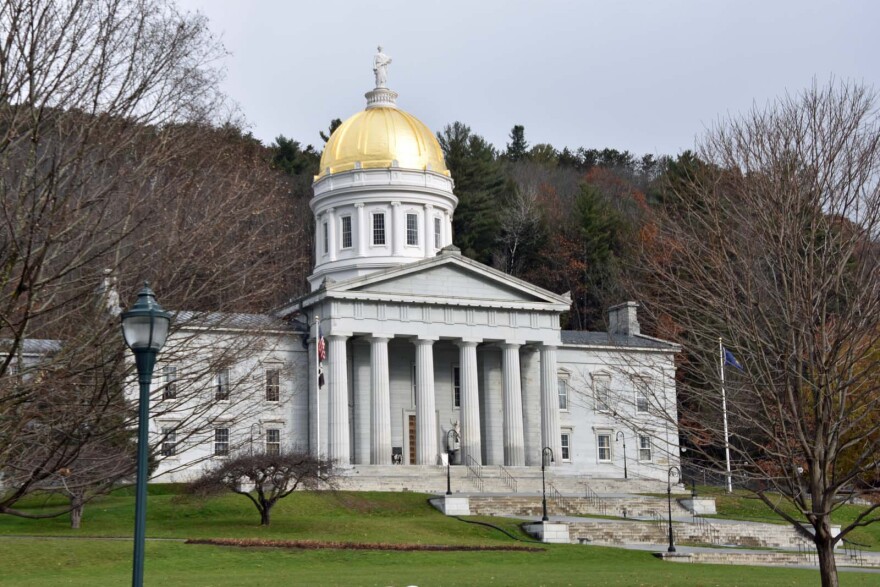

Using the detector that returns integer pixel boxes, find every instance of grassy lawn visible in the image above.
[0,486,875,586]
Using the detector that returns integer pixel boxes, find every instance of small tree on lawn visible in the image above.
[189,451,334,526]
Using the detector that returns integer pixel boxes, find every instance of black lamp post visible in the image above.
[121,283,171,587]
[666,465,681,553]
[616,431,628,480]
[541,446,554,522]
[445,428,458,496]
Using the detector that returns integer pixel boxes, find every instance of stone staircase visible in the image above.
[335,464,680,495]
[467,494,691,519]
[566,519,814,550]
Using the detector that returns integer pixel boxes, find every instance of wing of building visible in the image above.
[146,64,681,487]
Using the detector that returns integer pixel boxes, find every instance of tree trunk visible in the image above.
[70,496,84,529]
[260,508,271,526]
[815,519,839,587]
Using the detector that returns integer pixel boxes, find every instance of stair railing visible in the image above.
[465,454,484,493]
[582,483,607,516]
[498,465,518,493]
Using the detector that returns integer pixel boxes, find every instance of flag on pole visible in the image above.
[723,347,743,370]
[317,326,326,388]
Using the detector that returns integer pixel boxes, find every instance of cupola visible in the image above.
[308,49,457,291]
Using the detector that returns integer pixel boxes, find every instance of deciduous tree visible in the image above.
[630,81,880,587]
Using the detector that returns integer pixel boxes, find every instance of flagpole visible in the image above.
[315,315,321,458]
[719,337,733,493]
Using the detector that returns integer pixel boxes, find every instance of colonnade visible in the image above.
[317,334,561,467]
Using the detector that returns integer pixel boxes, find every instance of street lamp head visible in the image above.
[121,282,171,353]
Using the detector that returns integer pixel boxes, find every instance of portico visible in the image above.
[292,246,571,468]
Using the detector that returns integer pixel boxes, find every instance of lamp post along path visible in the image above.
[667,466,681,553]
[541,447,554,522]
[446,428,458,495]
[616,431,628,480]
[121,283,171,587]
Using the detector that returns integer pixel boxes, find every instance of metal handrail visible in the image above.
[547,481,571,512]
[842,538,866,567]
[583,483,607,516]
[499,465,518,493]
[688,512,721,545]
[465,454,484,493]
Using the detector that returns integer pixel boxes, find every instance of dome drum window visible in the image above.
[406,213,419,246]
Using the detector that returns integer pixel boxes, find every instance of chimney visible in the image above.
[608,301,640,336]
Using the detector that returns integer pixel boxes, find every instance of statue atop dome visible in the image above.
[373,46,392,89]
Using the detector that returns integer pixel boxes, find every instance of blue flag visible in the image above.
[723,347,743,370]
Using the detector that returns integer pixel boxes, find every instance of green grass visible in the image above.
[0,486,876,586]
[2,536,873,587]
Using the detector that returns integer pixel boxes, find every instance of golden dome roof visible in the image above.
[318,105,449,178]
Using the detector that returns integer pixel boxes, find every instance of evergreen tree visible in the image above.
[505,124,529,162]
[319,118,343,143]
[270,135,319,176]
[437,122,508,264]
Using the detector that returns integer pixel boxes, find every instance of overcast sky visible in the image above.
[177,0,879,157]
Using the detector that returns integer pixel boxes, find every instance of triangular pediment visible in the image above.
[326,252,570,308]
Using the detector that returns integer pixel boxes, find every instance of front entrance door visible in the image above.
[408,414,417,464]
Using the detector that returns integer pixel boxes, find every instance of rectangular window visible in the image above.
[634,377,651,413]
[266,429,281,455]
[406,213,419,246]
[594,375,610,411]
[265,369,280,402]
[434,217,442,249]
[214,428,229,456]
[597,433,612,462]
[452,365,461,409]
[372,213,386,245]
[411,363,417,407]
[561,432,571,461]
[323,221,329,254]
[558,377,568,410]
[215,369,229,401]
[161,427,176,457]
[639,435,653,462]
[162,365,177,400]
[341,216,352,249]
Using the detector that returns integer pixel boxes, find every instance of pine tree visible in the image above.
[505,124,529,161]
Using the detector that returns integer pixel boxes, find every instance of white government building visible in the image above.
[150,56,681,489]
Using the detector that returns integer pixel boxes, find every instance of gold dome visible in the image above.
[318,106,449,178]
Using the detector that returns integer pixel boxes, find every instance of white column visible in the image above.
[501,343,525,466]
[443,210,452,248]
[480,347,504,465]
[352,341,370,465]
[423,203,434,257]
[520,347,542,466]
[354,203,365,256]
[327,334,350,463]
[457,339,482,466]
[414,338,438,465]
[314,214,322,261]
[540,345,562,466]
[369,336,392,465]
[390,201,402,256]
[326,207,337,262]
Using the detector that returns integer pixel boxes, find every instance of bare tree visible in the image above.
[0,0,310,517]
[188,451,334,526]
[630,80,880,587]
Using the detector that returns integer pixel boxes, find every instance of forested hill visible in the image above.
[269,121,697,335]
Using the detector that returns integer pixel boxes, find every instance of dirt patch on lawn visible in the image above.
[186,538,544,552]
